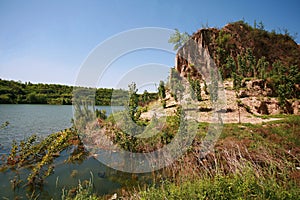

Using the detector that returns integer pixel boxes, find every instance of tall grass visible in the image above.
[62,172,99,200]
[131,117,300,199]
[136,144,300,200]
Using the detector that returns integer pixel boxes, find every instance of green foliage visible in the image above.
[168,29,190,50]
[127,82,139,121]
[26,93,47,104]
[110,106,184,152]
[216,30,232,48]
[109,111,139,151]
[216,30,233,72]
[95,109,107,120]
[219,42,300,109]
[266,61,300,108]
[169,68,184,101]
[188,75,202,101]
[212,20,299,89]
[158,81,167,108]
[256,56,269,80]
[0,128,86,191]
[233,72,242,91]
[158,80,166,99]
[161,99,166,108]
[237,54,248,77]
[194,80,202,101]
[140,90,150,106]
[62,173,98,200]
[0,121,9,129]
[73,100,95,131]
[140,167,299,200]
[245,48,256,77]
[139,90,158,106]
[224,56,236,79]
[0,79,130,105]
[96,88,128,106]
[138,116,300,200]
[208,68,219,103]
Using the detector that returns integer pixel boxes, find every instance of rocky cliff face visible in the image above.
[175,28,218,80]
[175,21,300,79]
[174,21,300,115]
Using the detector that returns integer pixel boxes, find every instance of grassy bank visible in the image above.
[135,117,300,200]
[67,115,300,199]
[138,167,299,199]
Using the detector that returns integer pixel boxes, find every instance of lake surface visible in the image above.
[0,104,123,152]
[0,104,126,199]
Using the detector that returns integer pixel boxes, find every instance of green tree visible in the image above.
[256,56,269,80]
[26,93,47,104]
[158,81,166,108]
[245,48,256,77]
[209,69,218,103]
[169,68,184,101]
[216,30,232,71]
[188,75,196,100]
[288,65,300,98]
[194,79,202,101]
[142,90,149,104]
[233,72,243,123]
[158,81,166,99]
[276,63,296,107]
[237,54,247,77]
[224,56,236,79]
[233,72,242,91]
[168,29,190,50]
[128,82,139,121]
[188,75,202,101]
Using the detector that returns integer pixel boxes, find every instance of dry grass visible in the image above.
[117,116,300,199]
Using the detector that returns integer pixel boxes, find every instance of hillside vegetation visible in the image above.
[0,79,158,105]
[175,20,300,113]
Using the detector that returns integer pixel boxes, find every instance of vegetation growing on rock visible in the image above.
[173,20,300,113]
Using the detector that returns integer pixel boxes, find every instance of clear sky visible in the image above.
[0,0,299,90]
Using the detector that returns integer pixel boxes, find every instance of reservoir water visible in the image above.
[0,104,123,152]
[0,104,126,199]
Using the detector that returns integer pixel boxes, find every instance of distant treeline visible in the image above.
[0,79,158,105]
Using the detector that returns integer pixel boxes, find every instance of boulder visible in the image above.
[292,100,300,115]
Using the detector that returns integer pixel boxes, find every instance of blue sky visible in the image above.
[0,0,299,90]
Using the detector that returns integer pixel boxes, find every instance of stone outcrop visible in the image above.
[175,22,300,80]
[238,79,275,98]
[174,22,300,115]
[175,28,218,81]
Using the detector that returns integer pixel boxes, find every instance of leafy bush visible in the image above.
[62,173,99,200]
